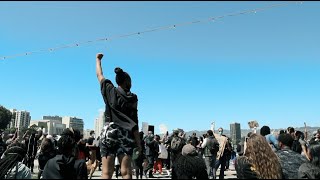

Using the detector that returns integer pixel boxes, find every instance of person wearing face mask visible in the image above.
[214,127,230,179]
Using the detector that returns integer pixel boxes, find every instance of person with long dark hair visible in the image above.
[37,138,56,179]
[0,141,31,179]
[96,53,142,179]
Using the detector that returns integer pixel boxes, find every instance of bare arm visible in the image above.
[12,129,18,140]
[96,53,105,83]
[301,145,310,161]
[304,122,308,140]
[22,130,29,139]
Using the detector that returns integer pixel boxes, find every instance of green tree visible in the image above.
[0,105,12,130]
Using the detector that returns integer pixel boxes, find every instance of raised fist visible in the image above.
[96,53,103,60]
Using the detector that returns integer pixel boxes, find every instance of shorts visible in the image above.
[100,122,134,157]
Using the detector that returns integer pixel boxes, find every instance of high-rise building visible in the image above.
[42,116,62,123]
[230,122,241,146]
[62,116,84,134]
[94,110,105,136]
[9,109,31,129]
[83,129,94,139]
[141,122,149,135]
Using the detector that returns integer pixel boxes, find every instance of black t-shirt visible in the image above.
[42,155,87,179]
[100,78,138,132]
[87,137,94,146]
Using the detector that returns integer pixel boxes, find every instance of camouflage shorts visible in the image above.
[100,122,134,157]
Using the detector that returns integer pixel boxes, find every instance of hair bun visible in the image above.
[114,67,124,75]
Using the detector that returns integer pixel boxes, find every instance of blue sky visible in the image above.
[1,1,319,135]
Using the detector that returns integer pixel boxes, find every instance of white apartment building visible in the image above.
[9,109,31,129]
[62,116,84,134]
[42,115,62,123]
[94,110,105,136]
[83,129,93,139]
[29,119,66,135]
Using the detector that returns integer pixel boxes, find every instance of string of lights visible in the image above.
[0,1,303,60]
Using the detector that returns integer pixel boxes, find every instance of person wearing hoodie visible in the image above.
[172,143,208,179]
[96,53,142,179]
[41,128,87,179]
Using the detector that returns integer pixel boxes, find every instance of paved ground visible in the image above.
[32,159,237,179]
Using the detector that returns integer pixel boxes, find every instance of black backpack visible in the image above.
[171,136,185,152]
[210,140,220,154]
[292,140,302,154]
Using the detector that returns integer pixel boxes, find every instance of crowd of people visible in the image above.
[0,125,319,179]
[0,52,319,179]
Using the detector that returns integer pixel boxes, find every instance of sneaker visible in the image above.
[166,170,170,174]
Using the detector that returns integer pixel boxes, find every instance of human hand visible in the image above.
[96,53,103,60]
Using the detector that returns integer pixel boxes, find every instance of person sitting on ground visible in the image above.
[276,133,308,179]
[0,141,31,179]
[298,144,320,179]
[42,128,87,179]
[235,134,282,179]
[172,143,208,179]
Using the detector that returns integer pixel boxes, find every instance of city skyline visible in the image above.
[1,2,320,135]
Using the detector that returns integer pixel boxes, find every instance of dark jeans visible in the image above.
[144,155,155,172]
[225,158,230,170]
[205,156,216,179]
[133,158,144,179]
[135,165,144,179]
[215,154,226,179]
[26,156,35,172]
